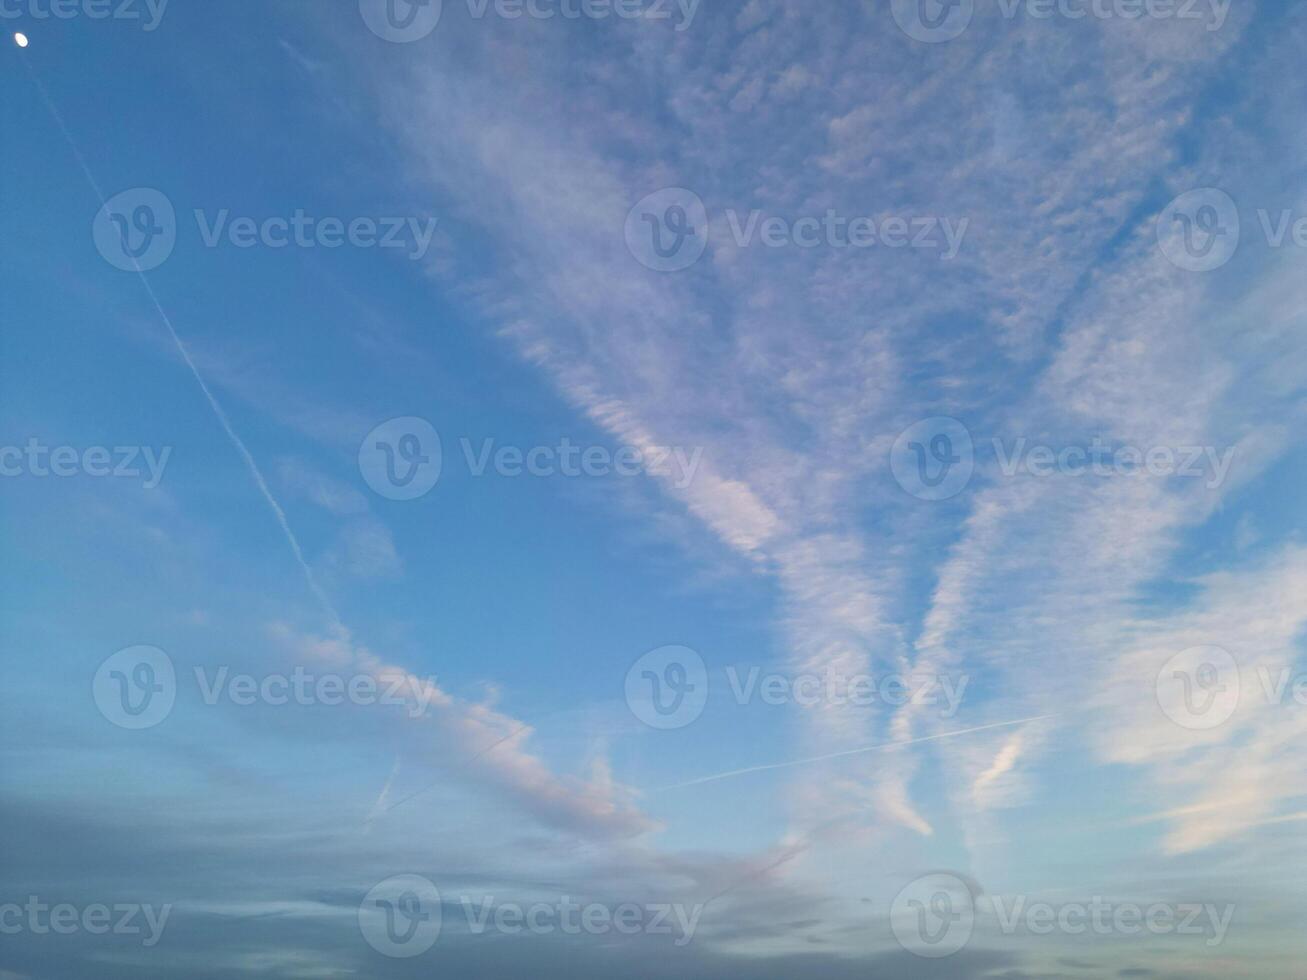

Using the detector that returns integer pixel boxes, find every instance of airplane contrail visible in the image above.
[656,713,1056,791]
[22,57,344,636]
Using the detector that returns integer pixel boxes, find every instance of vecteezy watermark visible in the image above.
[623,649,966,729]
[1157,646,1307,731]
[358,417,443,501]
[359,875,442,957]
[624,645,709,730]
[0,0,169,31]
[358,0,700,42]
[0,440,171,488]
[993,437,1237,490]
[723,666,968,718]
[891,418,1237,501]
[721,209,968,259]
[891,873,1235,958]
[891,0,974,42]
[1157,188,1307,272]
[0,898,172,946]
[891,873,977,958]
[889,0,1230,43]
[358,0,444,41]
[1156,646,1241,730]
[92,188,438,271]
[92,646,177,730]
[1156,189,1240,272]
[996,0,1230,30]
[93,646,440,729]
[624,189,969,271]
[358,416,704,501]
[890,417,975,501]
[989,897,1234,947]
[358,875,702,958]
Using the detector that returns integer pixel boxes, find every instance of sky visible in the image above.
[2,0,1306,977]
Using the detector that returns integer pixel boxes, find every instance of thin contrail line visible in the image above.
[379,722,535,817]
[655,713,1056,792]
[23,55,343,635]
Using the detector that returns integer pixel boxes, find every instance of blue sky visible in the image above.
[2,1,1306,977]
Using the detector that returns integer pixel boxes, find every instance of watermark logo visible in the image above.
[996,0,1231,30]
[724,667,968,717]
[358,418,704,498]
[891,0,974,42]
[359,875,442,958]
[1,0,170,31]
[625,188,708,272]
[1157,188,1240,272]
[359,877,701,952]
[93,645,176,730]
[359,0,443,41]
[458,895,702,944]
[0,898,172,946]
[93,190,439,270]
[989,896,1234,947]
[891,873,975,958]
[1255,208,1307,250]
[891,0,1232,40]
[625,645,708,730]
[93,188,176,272]
[724,209,968,258]
[890,417,975,501]
[359,417,443,501]
[1156,645,1240,730]
[0,440,171,488]
[994,437,1236,489]
[626,193,968,271]
[194,666,439,718]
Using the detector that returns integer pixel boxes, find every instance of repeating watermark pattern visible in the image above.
[1156,188,1240,272]
[891,0,975,44]
[1157,188,1307,272]
[0,440,171,488]
[92,188,176,271]
[625,645,709,730]
[358,417,443,501]
[358,875,702,957]
[892,874,1234,959]
[989,896,1234,946]
[0,898,172,946]
[358,0,444,41]
[625,189,969,271]
[358,416,704,500]
[891,419,1238,500]
[1157,646,1307,730]
[722,209,968,259]
[624,188,709,272]
[92,646,177,730]
[723,666,968,717]
[1,0,169,31]
[994,437,1237,490]
[1156,646,1241,730]
[890,0,1230,43]
[623,649,967,728]
[891,873,976,958]
[360,875,443,957]
[92,188,438,271]
[93,646,438,729]
[460,896,702,945]
[359,0,700,42]
[997,0,1230,30]
[890,417,976,501]
[193,666,438,718]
